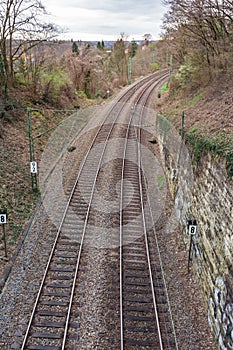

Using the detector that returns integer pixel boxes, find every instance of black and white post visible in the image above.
[30,160,38,191]
[0,210,7,258]
[187,219,197,273]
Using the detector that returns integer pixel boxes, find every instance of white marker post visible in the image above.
[188,224,197,235]
[30,161,38,190]
[30,161,37,174]
[171,168,178,180]
[187,220,197,272]
[0,212,7,258]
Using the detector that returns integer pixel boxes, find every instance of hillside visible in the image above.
[159,76,233,178]
[161,78,233,134]
[0,104,94,284]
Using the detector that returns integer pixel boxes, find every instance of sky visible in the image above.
[44,0,168,41]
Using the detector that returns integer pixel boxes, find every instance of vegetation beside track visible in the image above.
[158,74,233,179]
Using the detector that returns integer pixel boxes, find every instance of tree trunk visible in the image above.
[0,41,9,102]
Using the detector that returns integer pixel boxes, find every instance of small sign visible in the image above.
[30,161,38,174]
[0,214,7,224]
[171,168,178,180]
[188,224,197,235]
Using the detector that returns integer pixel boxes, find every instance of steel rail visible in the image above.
[21,72,163,350]
[136,73,179,349]
[60,74,156,349]
[21,72,168,350]
[39,71,165,193]
[70,75,168,350]
[21,89,121,350]
[61,98,125,349]
[119,74,168,349]
[21,85,131,350]
[21,98,130,350]
[61,74,165,348]
[136,85,164,349]
[137,84,180,349]
[119,104,136,350]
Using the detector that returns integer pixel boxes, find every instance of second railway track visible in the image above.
[21,71,178,350]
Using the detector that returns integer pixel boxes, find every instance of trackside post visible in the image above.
[0,208,7,258]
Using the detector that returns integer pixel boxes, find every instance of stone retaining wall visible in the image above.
[156,115,233,350]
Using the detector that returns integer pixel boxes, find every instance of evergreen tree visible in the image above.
[129,39,138,58]
[72,41,79,55]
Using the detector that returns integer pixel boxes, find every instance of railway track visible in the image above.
[119,79,178,349]
[21,71,178,349]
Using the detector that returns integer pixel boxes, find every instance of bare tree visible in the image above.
[0,0,58,87]
[162,0,233,72]
[111,38,127,85]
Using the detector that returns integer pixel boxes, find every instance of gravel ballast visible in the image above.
[0,97,218,350]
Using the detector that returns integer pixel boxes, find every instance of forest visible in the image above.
[0,0,232,123]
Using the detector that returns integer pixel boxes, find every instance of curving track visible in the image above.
[21,71,178,350]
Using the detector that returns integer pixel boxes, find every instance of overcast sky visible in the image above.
[44,0,168,41]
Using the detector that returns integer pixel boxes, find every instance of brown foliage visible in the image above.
[162,0,233,75]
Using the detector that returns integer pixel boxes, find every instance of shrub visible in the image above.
[187,128,233,178]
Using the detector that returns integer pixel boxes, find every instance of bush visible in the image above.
[41,68,72,104]
[187,128,233,178]
[151,63,159,71]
